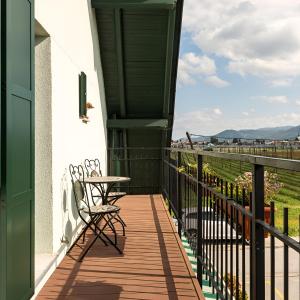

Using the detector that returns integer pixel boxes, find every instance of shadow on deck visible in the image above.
[37,195,203,299]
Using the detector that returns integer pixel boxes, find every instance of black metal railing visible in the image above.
[162,148,300,300]
[107,147,162,194]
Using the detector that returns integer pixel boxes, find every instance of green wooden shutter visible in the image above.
[0,0,35,299]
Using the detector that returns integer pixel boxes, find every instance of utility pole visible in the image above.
[186,131,194,150]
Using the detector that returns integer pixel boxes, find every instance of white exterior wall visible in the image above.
[35,0,107,257]
[35,34,53,254]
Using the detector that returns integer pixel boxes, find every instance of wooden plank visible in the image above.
[37,195,203,299]
[92,0,176,10]
[107,118,169,128]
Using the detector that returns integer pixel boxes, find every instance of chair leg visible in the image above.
[102,214,118,245]
[67,220,108,256]
[92,214,123,254]
[108,196,122,206]
[67,225,88,254]
[78,233,100,262]
[117,214,127,228]
[115,214,126,236]
[81,224,89,244]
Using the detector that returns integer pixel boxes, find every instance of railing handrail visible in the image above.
[165,147,300,171]
[108,146,300,171]
[108,147,162,150]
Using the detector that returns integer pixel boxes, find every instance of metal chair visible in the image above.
[84,158,127,231]
[84,158,126,205]
[68,164,123,261]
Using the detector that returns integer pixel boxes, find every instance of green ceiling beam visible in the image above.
[107,119,169,129]
[92,0,176,9]
[114,9,129,175]
[114,9,126,117]
[163,8,176,118]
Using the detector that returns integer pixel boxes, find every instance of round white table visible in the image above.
[83,176,131,204]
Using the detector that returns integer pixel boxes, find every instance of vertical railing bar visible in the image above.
[197,154,203,287]
[189,169,191,239]
[177,152,182,239]
[210,180,214,294]
[220,179,224,296]
[270,201,275,300]
[168,150,171,213]
[216,177,220,300]
[252,164,265,300]
[242,188,246,300]
[230,183,233,300]
[206,173,209,281]
[209,174,213,289]
[186,167,188,239]
[249,191,253,300]
[184,171,186,236]
[235,185,239,300]
[283,207,289,300]
[225,182,229,300]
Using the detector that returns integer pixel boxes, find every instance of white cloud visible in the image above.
[177,52,229,87]
[268,78,293,87]
[177,52,216,86]
[242,112,249,116]
[296,100,300,106]
[182,1,300,83]
[213,108,223,115]
[205,76,230,88]
[254,95,289,104]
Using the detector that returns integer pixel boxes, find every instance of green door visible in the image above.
[1,0,35,299]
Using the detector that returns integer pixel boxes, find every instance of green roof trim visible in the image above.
[94,0,183,152]
[92,0,177,9]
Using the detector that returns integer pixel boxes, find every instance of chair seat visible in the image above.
[108,191,126,198]
[83,204,120,214]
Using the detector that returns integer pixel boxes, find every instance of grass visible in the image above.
[180,152,300,236]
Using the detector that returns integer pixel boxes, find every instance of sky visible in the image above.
[173,0,300,139]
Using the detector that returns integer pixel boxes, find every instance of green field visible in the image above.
[211,146,300,160]
[180,153,300,236]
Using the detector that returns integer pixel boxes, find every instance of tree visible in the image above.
[210,136,218,144]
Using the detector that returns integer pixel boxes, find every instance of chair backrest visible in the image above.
[69,164,90,211]
[84,158,102,177]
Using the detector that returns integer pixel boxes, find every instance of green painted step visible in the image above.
[203,292,217,299]
[181,233,217,300]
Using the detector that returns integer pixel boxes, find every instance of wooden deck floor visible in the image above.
[37,195,203,299]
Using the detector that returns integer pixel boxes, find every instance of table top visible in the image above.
[83,176,131,184]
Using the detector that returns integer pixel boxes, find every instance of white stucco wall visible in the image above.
[35,0,107,255]
[35,33,53,254]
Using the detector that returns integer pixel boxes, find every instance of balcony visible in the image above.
[37,195,203,299]
[37,147,300,299]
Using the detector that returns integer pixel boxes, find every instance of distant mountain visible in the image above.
[177,125,300,142]
[215,125,300,140]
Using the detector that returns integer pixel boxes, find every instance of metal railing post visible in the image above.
[197,154,203,287]
[107,148,111,176]
[160,148,164,195]
[168,151,174,215]
[177,152,182,238]
[252,164,265,300]
[168,150,171,214]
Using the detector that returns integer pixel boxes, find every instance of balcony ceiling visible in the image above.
[92,0,183,147]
